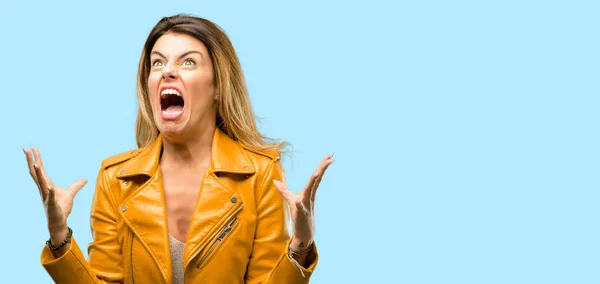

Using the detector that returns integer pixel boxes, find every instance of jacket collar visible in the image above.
[117,127,255,179]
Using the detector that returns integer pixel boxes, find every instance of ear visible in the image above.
[213,83,220,100]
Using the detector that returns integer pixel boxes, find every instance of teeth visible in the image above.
[161,88,181,97]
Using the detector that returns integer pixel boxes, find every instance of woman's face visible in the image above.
[148,32,216,141]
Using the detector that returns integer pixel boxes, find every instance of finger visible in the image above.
[31,146,45,167]
[310,155,334,202]
[47,186,56,205]
[302,172,319,203]
[23,149,41,186]
[315,153,334,178]
[273,180,296,205]
[68,178,88,195]
[309,173,320,203]
[33,164,49,199]
[313,159,332,186]
[31,146,52,185]
[294,198,309,217]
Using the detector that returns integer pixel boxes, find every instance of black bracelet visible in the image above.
[46,227,73,252]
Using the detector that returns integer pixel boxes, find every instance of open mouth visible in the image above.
[160,87,184,119]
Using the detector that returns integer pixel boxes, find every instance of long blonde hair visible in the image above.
[135,15,288,155]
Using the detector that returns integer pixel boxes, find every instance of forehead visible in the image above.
[151,32,207,55]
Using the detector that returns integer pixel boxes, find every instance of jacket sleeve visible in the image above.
[245,158,319,284]
[40,168,124,283]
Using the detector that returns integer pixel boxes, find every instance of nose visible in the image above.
[161,62,178,80]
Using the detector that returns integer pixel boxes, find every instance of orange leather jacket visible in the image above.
[40,129,318,283]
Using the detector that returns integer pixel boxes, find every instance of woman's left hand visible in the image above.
[273,154,334,250]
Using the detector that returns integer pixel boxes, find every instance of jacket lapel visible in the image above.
[117,136,171,283]
[183,128,255,268]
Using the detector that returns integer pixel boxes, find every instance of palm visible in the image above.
[24,147,87,227]
[273,154,334,246]
[46,183,76,222]
[283,190,315,242]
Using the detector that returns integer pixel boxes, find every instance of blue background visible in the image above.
[1,1,598,283]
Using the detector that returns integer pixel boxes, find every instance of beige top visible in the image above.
[169,234,185,284]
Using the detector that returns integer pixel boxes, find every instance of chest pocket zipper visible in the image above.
[196,217,240,269]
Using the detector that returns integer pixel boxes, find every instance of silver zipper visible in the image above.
[195,203,244,268]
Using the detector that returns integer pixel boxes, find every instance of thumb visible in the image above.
[47,186,56,205]
[273,180,295,205]
[69,178,88,195]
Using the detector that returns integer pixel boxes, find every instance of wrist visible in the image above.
[290,236,313,251]
[47,226,73,252]
[48,224,69,245]
[48,220,67,232]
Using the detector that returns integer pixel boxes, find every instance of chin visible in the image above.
[154,116,188,137]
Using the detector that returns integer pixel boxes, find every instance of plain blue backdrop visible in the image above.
[1,0,599,283]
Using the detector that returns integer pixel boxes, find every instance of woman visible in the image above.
[24,14,333,284]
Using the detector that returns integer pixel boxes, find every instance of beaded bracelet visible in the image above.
[46,227,73,252]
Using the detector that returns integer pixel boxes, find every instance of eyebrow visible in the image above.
[151,50,203,60]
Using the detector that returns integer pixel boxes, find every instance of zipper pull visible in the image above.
[218,220,236,240]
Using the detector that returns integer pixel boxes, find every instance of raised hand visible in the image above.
[273,154,334,251]
[24,147,88,247]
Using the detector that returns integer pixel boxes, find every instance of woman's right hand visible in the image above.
[24,147,88,248]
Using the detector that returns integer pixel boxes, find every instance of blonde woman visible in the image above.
[24,14,333,284]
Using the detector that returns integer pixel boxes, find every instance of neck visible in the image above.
[160,125,215,170]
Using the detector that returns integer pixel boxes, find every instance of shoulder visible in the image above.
[240,144,280,162]
[240,144,281,171]
[238,144,284,180]
[100,148,142,170]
